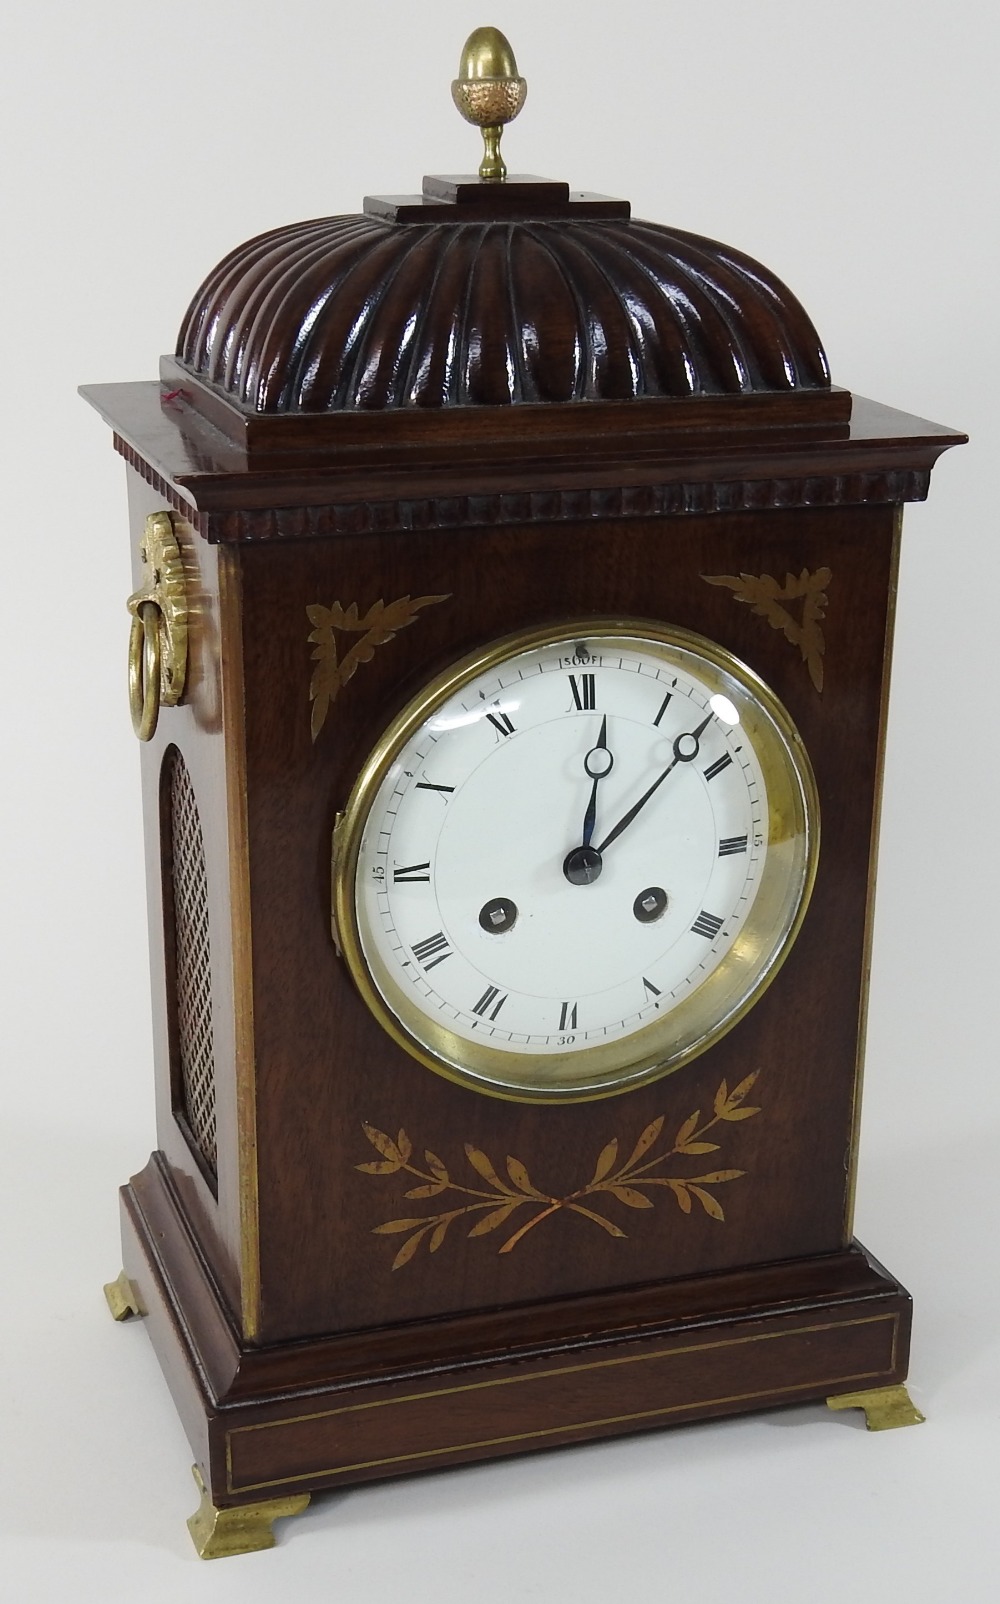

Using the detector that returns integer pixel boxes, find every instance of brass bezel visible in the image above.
[332,619,820,1104]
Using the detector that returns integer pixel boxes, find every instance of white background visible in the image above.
[1,1,997,1598]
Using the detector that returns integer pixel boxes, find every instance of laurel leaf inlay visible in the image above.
[357,1073,762,1269]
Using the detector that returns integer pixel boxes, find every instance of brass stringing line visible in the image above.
[844,515,902,1238]
[224,1314,899,1492]
[229,1314,896,1435]
[230,1370,888,1491]
[219,546,261,1341]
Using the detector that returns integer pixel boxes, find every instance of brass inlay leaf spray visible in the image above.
[358,1072,762,1269]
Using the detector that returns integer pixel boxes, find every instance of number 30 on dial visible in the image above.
[332,621,819,1102]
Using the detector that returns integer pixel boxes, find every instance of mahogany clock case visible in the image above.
[129,486,904,1336]
[83,177,964,1513]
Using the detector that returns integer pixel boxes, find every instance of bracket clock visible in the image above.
[85,29,965,1559]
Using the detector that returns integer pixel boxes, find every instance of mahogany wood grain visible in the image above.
[170,210,828,415]
[86,175,964,1511]
[233,503,892,1340]
[120,1153,911,1509]
[98,418,961,1360]
[83,381,963,528]
[124,472,244,1317]
[365,190,632,222]
[153,359,852,456]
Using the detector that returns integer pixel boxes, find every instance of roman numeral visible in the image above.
[691,910,724,940]
[559,1001,578,1031]
[653,691,673,727]
[486,709,515,738]
[718,834,748,857]
[393,862,431,883]
[415,780,455,794]
[703,754,733,782]
[411,931,452,970]
[643,977,661,999]
[472,985,507,1021]
[569,672,596,711]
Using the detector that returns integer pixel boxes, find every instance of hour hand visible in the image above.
[581,715,613,848]
[563,717,614,885]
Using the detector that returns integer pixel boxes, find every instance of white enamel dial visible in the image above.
[333,622,818,1102]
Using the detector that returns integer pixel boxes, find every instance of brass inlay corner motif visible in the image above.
[358,1072,762,1269]
[307,594,450,741]
[703,567,831,692]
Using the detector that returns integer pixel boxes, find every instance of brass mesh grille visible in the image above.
[167,750,217,1174]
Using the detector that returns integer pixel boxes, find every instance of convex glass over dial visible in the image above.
[332,622,819,1101]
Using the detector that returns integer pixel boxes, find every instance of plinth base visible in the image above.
[113,1152,917,1549]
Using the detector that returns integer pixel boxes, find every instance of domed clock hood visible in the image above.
[176,210,830,415]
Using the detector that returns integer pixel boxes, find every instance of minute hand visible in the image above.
[595,714,713,854]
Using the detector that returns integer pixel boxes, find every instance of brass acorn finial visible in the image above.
[451,27,527,183]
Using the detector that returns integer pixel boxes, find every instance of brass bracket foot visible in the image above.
[187,1465,311,1559]
[827,1383,925,1431]
[103,1271,143,1321]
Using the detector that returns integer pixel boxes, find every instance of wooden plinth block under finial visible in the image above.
[451,26,527,180]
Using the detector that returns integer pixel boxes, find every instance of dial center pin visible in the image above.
[563,845,603,885]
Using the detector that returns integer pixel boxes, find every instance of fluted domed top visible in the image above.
[175,210,830,415]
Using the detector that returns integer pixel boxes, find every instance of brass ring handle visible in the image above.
[126,511,189,741]
[129,601,162,741]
